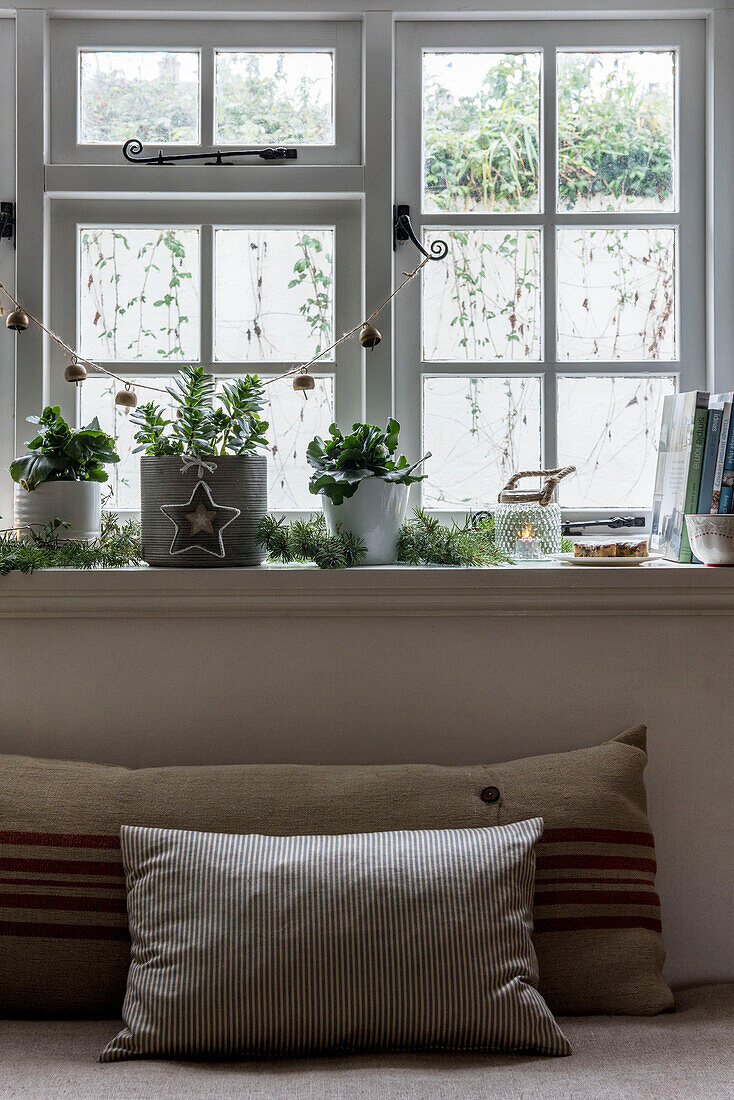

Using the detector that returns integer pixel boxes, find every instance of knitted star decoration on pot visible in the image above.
[161,481,240,558]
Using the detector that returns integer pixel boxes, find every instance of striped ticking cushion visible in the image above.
[100,820,571,1060]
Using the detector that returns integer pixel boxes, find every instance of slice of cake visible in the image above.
[573,539,649,558]
[573,542,618,557]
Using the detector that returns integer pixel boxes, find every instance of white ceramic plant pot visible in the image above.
[14,481,101,541]
[322,478,409,565]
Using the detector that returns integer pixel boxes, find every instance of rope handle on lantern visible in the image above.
[501,467,576,506]
[0,255,429,399]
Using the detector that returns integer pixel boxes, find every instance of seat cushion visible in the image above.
[0,985,731,1100]
[0,725,671,1016]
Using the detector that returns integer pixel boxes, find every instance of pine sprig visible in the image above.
[257,509,512,569]
[0,514,143,576]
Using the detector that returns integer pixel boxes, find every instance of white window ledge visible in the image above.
[0,561,732,618]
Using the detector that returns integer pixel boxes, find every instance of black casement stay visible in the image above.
[393,205,448,260]
[561,516,646,537]
[0,202,15,249]
[122,139,297,165]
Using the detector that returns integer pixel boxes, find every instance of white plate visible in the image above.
[558,552,663,567]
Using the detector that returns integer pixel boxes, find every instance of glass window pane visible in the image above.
[219,375,334,511]
[422,375,542,510]
[79,51,199,145]
[557,228,676,361]
[558,51,675,213]
[215,228,334,363]
[215,52,333,145]
[423,52,541,213]
[80,374,171,511]
[557,374,676,508]
[423,230,542,362]
[79,228,200,362]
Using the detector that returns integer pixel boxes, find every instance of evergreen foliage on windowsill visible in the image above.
[0,514,143,576]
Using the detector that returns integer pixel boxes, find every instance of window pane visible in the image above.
[557,228,676,361]
[423,230,542,362]
[80,375,171,511]
[79,51,199,145]
[557,51,675,213]
[215,229,334,362]
[79,228,200,362]
[219,375,334,511]
[423,52,540,213]
[557,375,676,508]
[215,52,333,145]
[422,375,542,510]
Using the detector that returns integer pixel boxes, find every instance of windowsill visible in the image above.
[1,559,733,618]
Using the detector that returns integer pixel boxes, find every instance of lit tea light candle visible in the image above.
[514,525,542,560]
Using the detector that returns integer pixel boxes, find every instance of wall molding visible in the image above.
[2,563,734,618]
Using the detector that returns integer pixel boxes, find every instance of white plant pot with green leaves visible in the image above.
[10,406,119,541]
[308,419,429,565]
[131,367,270,568]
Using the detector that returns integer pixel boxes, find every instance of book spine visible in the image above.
[711,401,733,513]
[719,414,734,514]
[696,408,722,514]
[693,406,723,563]
[681,402,709,562]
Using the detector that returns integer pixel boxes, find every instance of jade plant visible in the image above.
[307,419,430,506]
[9,406,120,492]
[131,365,269,456]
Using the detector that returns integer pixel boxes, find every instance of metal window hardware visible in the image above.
[0,202,15,249]
[122,139,297,165]
[393,205,448,260]
[561,516,646,537]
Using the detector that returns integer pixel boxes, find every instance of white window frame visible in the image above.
[10,4,732,533]
[50,18,362,166]
[394,19,706,523]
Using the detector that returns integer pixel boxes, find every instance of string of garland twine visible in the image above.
[0,256,429,406]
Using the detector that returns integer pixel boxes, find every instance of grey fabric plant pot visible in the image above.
[140,455,267,567]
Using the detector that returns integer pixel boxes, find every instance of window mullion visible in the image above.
[542,45,558,472]
[200,46,214,148]
[201,223,214,367]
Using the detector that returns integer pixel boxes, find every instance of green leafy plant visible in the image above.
[307,419,430,506]
[9,406,120,492]
[0,513,142,576]
[131,365,269,457]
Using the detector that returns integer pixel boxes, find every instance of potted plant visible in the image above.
[307,419,429,564]
[10,406,119,541]
[132,366,269,567]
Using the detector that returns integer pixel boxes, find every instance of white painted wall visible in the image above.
[0,566,731,992]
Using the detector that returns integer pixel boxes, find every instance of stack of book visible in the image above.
[651,390,734,562]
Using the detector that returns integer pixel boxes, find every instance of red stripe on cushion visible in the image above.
[0,857,124,877]
[535,875,655,887]
[0,920,130,941]
[0,831,120,849]
[540,828,655,848]
[0,892,126,914]
[534,915,662,934]
[534,889,660,907]
[536,854,656,873]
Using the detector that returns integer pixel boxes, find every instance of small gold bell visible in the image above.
[6,308,30,331]
[359,323,382,350]
[115,386,137,410]
[293,373,315,392]
[64,357,88,385]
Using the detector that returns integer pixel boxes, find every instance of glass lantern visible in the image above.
[494,467,575,561]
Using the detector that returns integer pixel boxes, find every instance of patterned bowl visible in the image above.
[685,513,734,565]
